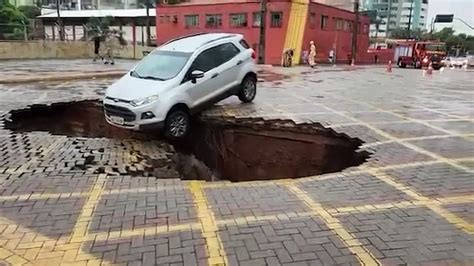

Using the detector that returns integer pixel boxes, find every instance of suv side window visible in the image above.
[214,43,241,66]
[190,47,218,73]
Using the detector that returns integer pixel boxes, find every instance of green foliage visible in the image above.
[85,16,113,38]
[0,1,28,39]
[431,27,474,53]
[18,5,40,19]
[389,27,430,40]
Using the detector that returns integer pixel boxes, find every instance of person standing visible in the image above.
[92,34,103,62]
[309,41,317,68]
[104,31,119,65]
[329,49,335,65]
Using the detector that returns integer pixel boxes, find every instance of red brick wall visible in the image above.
[302,3,370,64]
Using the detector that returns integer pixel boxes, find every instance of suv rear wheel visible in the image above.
[164,110,189,138]
[238,75,257,103]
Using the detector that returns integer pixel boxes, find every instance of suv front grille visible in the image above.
[104,104,136,122]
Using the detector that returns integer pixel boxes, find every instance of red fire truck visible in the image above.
[392,40,447,70]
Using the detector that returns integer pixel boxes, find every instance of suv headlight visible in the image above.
[130,95,159,107]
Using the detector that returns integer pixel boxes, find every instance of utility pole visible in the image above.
[56,0,64,41]
[146,0,151,46]
[351,0,360,64]
[406,0,414,40]
[386,0,392,37]
[258,0,267,64]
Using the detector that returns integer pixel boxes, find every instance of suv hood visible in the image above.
[105,73,175,101]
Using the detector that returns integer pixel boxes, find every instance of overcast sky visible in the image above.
[427,0,474,35]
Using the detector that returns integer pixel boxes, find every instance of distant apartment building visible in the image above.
[361,0,429,38]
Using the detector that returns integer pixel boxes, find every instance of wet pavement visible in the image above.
[0,60,473,265]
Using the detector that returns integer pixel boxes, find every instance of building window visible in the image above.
[185,15,199,28]
[363,24,369,33]
[309,12,316,28]
[343,20,352,31]
[270,12,283,27]
[230,13,248,28]
[321,15,328,29]
[335,18,344,30]
[205,14,222,28]
[252,12,261,27]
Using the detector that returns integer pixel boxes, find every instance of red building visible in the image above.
[156,0,371,65]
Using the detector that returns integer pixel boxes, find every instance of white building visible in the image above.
[361,0,429,38]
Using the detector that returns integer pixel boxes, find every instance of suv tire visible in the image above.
[164,110,189,138]
[238,75,257,103]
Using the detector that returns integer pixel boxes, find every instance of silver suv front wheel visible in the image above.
[165,110,189,138]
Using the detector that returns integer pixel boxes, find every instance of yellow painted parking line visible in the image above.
[188,181,227,266]
[328,195,474,215]
[367,169,474,234]
[283,182,380,266]
[67,174,107,262]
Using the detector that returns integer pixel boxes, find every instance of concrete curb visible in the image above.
[0,71,127,84]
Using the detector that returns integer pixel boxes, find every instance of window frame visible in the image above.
[205,14,223,28]
[320,15,328,30]
[230,13,248,28]
[252,12,261,27]
[270,12,283,28]
[184,14,199,28]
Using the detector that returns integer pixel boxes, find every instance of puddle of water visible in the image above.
[257,70,289,82]
[3,101,369,182]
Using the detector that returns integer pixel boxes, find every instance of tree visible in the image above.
[18,5,40,19]
[0,1,28,40]
[389,27,430,40]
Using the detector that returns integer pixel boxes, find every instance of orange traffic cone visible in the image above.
[387,60,392,73]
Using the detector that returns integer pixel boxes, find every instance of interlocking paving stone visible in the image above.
[384,163,474,198]
[409,137,474,159]
[205,185,311,220]
[429,120,474,135]
[338,207,474,264]
[375,122,447,139]
[363,143,433,168]
[442,203,474,223]
[298,173,413,209]
[219,217,359,266]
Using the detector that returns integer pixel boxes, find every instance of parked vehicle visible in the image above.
[104,33,257,138]
[393,41,446,70]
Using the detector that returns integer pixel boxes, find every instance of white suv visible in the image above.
[103,33,257,137]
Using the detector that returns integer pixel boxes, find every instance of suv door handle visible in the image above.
[237,60,243,65]
[211,73,219,79]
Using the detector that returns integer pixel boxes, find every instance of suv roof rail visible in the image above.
[200,34,237,47]
[162,32,208,46]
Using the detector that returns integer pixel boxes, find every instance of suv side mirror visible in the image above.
[189,70,204,84]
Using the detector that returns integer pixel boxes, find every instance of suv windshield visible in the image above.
[131,50,191,81]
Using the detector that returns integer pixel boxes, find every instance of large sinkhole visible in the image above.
[3,100,369,182]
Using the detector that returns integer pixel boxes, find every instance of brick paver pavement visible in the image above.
[0,61,473,265]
